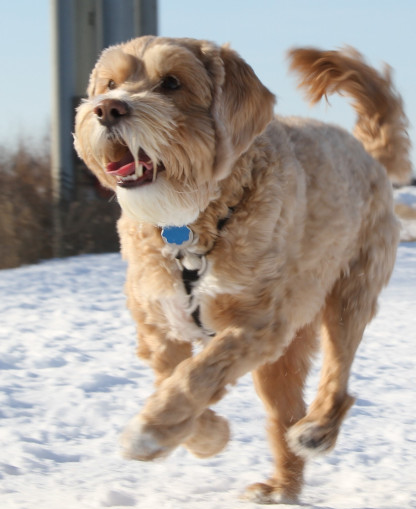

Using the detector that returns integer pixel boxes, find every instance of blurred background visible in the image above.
[0,0,415,269]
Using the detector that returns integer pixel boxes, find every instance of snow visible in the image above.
[1,242,416,508]
[394,185,416,241]
[394,185,416,208]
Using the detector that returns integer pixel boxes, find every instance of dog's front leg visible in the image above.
[121,322,291,461]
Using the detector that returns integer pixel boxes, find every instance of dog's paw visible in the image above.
[184,409,230,458]
[120,415,173,461]
[286,420,338,459]
[120,413,197,461]
[287,394,355,459]
[242,482,297,505]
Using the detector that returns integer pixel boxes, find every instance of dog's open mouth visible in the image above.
[105,148,164,188]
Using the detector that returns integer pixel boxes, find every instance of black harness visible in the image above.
[178,208,234,332]
[182,266,205,329]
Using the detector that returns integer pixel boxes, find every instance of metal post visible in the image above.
[51,0,157,257]
[51,0,76,205]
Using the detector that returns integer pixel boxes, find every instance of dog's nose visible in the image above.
[93,99,130,127]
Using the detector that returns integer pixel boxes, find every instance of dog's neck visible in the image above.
[159,147,257,258]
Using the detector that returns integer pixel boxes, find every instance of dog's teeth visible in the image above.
[120,165,144,182]
[135,164,144,178]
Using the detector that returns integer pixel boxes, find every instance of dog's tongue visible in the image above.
[106,151,136,176]
[106,150,152,176]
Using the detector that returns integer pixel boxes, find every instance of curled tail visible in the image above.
[288,47,412,184]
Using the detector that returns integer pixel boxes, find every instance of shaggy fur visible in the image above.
[74,37,412,504]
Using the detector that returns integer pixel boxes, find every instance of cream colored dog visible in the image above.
[74,37,412,504]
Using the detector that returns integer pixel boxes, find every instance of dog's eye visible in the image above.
[107,79,117,91]
[161,75,181,91]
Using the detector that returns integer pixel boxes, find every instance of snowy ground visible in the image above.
[1,201,416,508]
[394,185,416,242]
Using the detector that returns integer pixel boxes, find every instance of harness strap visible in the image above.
[181,267,204,329]
[179,207,234,333]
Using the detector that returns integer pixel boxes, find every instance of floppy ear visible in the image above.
[204,44,275,180]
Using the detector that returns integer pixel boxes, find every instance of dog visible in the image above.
[74,37,412,504]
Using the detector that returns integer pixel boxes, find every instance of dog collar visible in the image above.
[161,225,193,247]
[160,207,235,248]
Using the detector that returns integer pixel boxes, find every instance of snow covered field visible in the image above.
[1,216,416,508]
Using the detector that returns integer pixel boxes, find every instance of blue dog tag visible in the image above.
[161,225,193,246]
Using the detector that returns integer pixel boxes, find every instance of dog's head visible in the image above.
[74,36,275,226]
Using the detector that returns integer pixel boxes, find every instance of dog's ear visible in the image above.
[219,45,276,154]
[203,44,275,180]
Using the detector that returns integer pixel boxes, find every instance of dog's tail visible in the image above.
[288,47,412,184]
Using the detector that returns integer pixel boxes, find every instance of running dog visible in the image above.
[74,37,411,503]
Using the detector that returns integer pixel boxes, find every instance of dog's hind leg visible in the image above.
[287,227,398,458]
[286,294,361,458]
[244,322,318,504]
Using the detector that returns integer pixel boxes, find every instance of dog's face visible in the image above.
[74,36,274,226]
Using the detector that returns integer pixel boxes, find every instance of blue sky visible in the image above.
[1,0,415,170]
